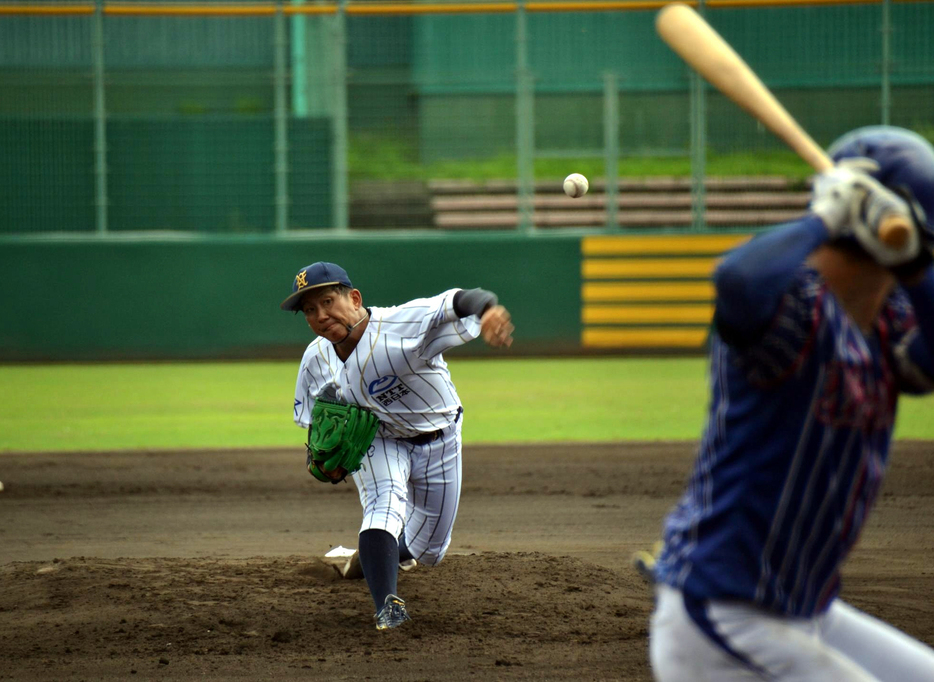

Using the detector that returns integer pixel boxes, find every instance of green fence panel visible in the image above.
[893,3,934,83]
[0,118,96,233]
[0,13,95,234]
[104,16,273,68]
[107,117,275,232]
[288,118,334,229]
[413,14,516,94]
[0,16,92,68]
[412,4,934,162]
[107,117,278,232]
[3,2,934,233]
[0,116,331,234]
[348,15,413,68]
[526,11,681,93]
[412,5,934,94]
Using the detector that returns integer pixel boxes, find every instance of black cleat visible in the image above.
[374,594,411,631]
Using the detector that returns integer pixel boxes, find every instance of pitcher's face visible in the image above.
[300,287,363,342]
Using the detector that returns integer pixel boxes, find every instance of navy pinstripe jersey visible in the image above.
[655,266,934,617]
[293,289,480,438]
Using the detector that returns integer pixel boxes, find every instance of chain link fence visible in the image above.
[2,0,932,235]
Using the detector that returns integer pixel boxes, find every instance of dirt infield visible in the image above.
[2,441,933,681]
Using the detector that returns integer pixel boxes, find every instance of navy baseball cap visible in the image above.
[280,262,353,312]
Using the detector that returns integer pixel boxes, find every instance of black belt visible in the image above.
[400,407,462,446]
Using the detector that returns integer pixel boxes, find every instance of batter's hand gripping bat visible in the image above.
[656,2,911,248]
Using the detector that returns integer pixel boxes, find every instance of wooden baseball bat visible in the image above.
[656,3,910,248]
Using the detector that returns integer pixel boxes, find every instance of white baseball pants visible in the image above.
[351,419,462,566]
[650,584,934,681]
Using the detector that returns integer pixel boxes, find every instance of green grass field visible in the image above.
[2,358,933,452]
[348,137,816,182]
[347,129,934,182]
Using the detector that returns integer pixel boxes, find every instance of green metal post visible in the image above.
[690,72,706,232]
[274,1,289,233]
[603,72,619,232]
[291,0,308,118]
[92,0,107,233]
[332,0,349,233]
[689,2,707,232]
[880,0,892,125]
[515,0,535,234]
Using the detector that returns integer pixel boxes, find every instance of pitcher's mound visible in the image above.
[1,551,652,680]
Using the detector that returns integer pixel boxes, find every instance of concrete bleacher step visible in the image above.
[432,192,809,211]
[428,176,801,194]
[344,176,810,230]
[429,176,809,229]
[435,209,805,228]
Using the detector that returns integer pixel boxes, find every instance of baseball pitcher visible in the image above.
[281,261,514,630]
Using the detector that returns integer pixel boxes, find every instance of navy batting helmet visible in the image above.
[828,126,934,245]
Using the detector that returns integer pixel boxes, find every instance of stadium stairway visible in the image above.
[579,233,754,352]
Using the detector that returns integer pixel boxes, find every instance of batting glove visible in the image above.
[811,158,922,267]
[810,158,879,238]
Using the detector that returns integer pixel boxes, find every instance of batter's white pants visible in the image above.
[351,419,462,567]
[650,584,934,681]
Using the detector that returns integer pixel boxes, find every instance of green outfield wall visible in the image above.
[1,232,758,361]
[0,234,582,361]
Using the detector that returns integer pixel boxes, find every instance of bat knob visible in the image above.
[879,216,911,250]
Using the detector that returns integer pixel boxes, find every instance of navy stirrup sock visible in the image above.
[358,529,400,610]
[398,532,414,564]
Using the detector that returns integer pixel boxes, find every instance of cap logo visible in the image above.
[295,271,308,289]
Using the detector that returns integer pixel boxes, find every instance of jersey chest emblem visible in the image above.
[368,375,411,407]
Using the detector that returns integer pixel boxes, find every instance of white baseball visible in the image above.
[563,173,589,198]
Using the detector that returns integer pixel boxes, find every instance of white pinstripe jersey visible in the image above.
[292,289,481,439]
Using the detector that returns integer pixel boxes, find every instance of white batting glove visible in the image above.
[810,158,879,237]
[855,184,921,267]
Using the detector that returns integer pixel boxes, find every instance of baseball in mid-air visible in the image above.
[563,173,589,198]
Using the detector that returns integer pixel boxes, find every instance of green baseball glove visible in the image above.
[306,399,380,484]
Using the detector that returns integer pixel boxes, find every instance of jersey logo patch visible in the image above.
[368,375,398,395]
[368,375,410,407]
